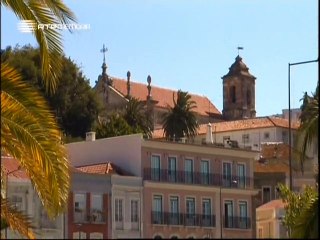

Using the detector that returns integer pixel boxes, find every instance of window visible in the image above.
[91,194,102,213]
[168,157,177,182]
[186,197,195,226]
[201,160,209,184]
[282,131,288,144]
[202,198,211,226]
[237,164,246,188]
[262,187,271,204]
[170,196,179,225]
[151,155,160,181]
[222,162,232,187]
[115,198,123,222]
[223,136,230,143]
[224,200,234,228]
[11,195,23,211]
[258,227,263,238]
[131,200,139,222]
[264,132,270,140]
[153,195,163,224]
[247,90,251,106]
[275,186,280,199]
[74,193,86,222]
[185,159,193,184]
[230,86,236,103]
[242,134,250,144]
[239,201,248,229]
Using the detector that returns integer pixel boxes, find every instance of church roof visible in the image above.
[222,55,256,79]
[110,77,221,116]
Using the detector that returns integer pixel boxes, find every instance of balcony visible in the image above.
[144,168,252,189]
[88,209,106,223]
[223,216,251,229]
[151,211,216,227]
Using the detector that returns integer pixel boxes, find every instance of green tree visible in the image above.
[95,113,133,138]
[1,0,76,238]
[278,183,318,238]
[2,45,101,139]
[123,97,153,138]
[162,90,199,141]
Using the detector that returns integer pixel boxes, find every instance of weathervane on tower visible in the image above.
[100,44,108,64]
[237,46,244,56]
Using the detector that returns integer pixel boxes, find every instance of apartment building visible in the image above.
[2,156,64,239]
[67,133,259,238]
[67,162,143,239]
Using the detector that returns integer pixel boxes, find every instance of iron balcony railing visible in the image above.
[144,168,251,189]
[151,211,216,227]
[223,216,251,229]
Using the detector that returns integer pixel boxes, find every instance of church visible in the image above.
[93,48,257,130]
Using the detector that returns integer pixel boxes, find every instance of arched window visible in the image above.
[230,86,236,103]
[154,235,162,239]
[171,236,178,239]
[247,89,251,105]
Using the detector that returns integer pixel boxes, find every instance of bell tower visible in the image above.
[222,54,256,120]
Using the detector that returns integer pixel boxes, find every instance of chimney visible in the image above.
[86,131,96,141]
[205,123,213,144]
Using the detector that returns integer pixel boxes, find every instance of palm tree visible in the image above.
[162,90,199,141]
[1,0,75,238]
[287,82,319,239]
[123,97,153,138]
[296,83,319,173]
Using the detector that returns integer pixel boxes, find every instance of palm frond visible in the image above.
[1,0,76,94]
[1,63,70,218]
[1,198,35,239]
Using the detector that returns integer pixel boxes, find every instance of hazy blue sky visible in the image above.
[2,0,318,117]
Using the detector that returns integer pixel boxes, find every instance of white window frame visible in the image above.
[151,154,161,181]
[168,156,177,182]
[130,199,139,223]
[184,158,194,183]
[224,199,234,228]
[200,160,210,184]
[114,198,124,222]
[237,163,246,188]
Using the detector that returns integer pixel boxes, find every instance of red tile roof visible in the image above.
[257,199,286,210]
[111,78,221,116]
[1,157,29,180]
[153,116,300,138]
[74,162,133,176]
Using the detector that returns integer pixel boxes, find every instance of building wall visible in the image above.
[256,208,287,239]
[110,175,143,239]
[195,127,290,152]
[141,140,258,239]
[6,179,64,239]
[67,134,142,176]
[67,173,111,239]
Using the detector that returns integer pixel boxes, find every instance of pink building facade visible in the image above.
[67,134,259,239]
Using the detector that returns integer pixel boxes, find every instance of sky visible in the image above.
[2,0,318,117]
